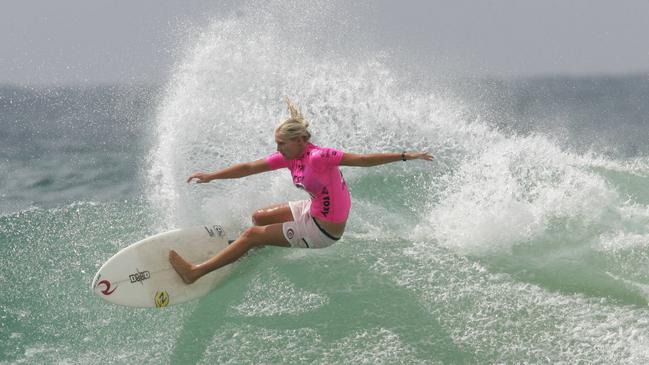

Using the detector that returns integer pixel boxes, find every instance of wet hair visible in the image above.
[276,97,311,141]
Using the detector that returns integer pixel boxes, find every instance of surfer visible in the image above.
[170,97,433,284]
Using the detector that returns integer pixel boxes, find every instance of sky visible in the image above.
[1,0,648,85]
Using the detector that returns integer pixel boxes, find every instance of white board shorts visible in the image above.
[282,200,341,249]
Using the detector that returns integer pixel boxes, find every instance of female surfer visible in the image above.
[170,97,433,284]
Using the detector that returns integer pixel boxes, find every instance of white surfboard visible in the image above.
[91,224,232,308]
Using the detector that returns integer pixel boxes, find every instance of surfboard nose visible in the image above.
[90,271,101,292]
[91,225,231,307]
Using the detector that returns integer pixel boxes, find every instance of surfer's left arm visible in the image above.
[340,152,433,167]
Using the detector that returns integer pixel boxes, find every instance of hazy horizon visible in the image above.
[1,0,648,86]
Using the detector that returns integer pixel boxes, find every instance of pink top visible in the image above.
[266,143,351,223]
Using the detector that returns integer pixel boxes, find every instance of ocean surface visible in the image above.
[3,7,649,365]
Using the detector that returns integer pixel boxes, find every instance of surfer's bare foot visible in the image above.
[169,250,200,284]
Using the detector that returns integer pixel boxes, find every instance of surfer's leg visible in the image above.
[252,203,293,226]
[170,223,289,284]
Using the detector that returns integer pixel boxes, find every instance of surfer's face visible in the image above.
[275,132,307,160]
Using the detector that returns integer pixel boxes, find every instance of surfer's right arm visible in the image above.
[187,159,272,183]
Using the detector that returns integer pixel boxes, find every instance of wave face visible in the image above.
[3,1,649,363]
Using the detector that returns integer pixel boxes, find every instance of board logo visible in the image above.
[97,279,117,295]
[129,269,151,284]
[204,225,225,238]
[154,290,170,308]
[286,228,295,239]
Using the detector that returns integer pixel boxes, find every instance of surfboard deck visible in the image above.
[91,224,232,308]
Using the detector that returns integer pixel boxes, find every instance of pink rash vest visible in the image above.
[266,143,351,223]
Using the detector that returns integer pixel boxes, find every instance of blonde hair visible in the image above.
[276,97,311,141]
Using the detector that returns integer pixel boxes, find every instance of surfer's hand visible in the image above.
[187,172,212,184]
[407,152,434,161]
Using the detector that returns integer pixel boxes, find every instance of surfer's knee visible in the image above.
[240,226,265,247]
[251,209,264,226]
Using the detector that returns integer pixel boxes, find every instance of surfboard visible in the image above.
[91,224,232,308]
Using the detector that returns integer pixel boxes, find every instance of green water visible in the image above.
[3,178,649,364]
